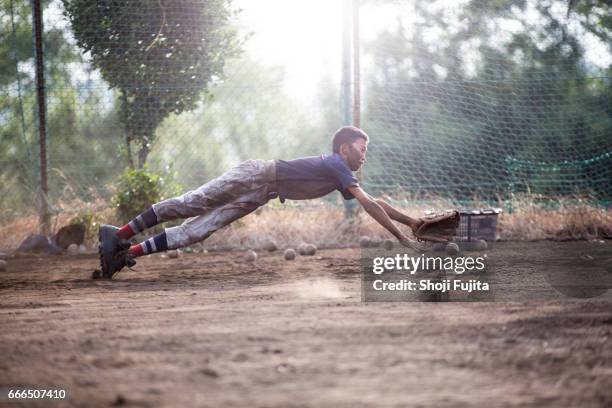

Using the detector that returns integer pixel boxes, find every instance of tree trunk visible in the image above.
[137,142,150,169]
[120,92,134,168]
[126,135,134,169]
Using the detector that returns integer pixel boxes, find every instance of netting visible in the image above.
[1,0,611,230]
[0,0,342,225]
[359,0,612,203]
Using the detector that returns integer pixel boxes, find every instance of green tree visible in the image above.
[62,0,241,167]
[362,0,611,200]
[0,0,83,217]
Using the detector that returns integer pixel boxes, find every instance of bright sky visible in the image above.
[234,0,343,103]
[233,0,398,104]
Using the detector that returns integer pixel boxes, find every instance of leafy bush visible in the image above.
[114,166,181,224]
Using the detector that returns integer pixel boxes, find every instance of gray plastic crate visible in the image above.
[456,208,501,250]
[426,208,502,251]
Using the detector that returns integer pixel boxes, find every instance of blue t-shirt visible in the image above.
[275,154,359,203]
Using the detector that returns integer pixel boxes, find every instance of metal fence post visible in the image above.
[32,0,50,235]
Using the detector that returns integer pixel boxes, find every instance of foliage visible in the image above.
[0,0,127,218]
[113,166,181,224]
[62,0,242,167]
[1,0,81,215]
[362,0,612,200]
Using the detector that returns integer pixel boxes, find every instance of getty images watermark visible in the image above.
[360,246,493,302]
[372,253,487,274]
[361,241,612,302]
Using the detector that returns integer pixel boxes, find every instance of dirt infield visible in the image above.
[1,242,612,407]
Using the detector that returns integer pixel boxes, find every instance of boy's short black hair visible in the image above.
[332,126,369,153]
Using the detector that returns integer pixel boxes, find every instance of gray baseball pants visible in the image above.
[152,159,277,249]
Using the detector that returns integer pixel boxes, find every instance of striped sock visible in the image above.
[128,244,144,257]
[117,208,159,240]
[129,232,168,257]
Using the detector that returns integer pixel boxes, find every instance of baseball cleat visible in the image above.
[98,225,131,279]
[110,249,137,277]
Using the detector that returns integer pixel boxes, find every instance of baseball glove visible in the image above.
[414,210,460,243]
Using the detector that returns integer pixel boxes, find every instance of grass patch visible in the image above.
[1,194,610,251]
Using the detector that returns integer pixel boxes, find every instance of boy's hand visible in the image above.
[410,219,424,234]
[414,211,460,243]
[398,236,415,248]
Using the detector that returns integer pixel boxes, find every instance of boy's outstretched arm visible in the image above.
[374,199,422,231]
[347,186,416,248]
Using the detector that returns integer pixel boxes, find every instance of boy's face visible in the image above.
[341,138,368,171]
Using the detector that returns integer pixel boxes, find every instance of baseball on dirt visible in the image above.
[167,250,179,259]
[297,243,307,255]
[446,242,460,255]
[298,243,317,256]
[475,239,488,251]
[359,236,371,248]
[245,249,257,262]
[370,236,382,247]
[283,248,296,260]
[263,240,278,252]
[383,239,394,250]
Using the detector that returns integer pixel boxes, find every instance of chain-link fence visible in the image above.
[359,0,612,203]
[1,0,344,226]
[1,0,611,239]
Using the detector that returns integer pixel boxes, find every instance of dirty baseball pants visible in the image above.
[151,160,277,250]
